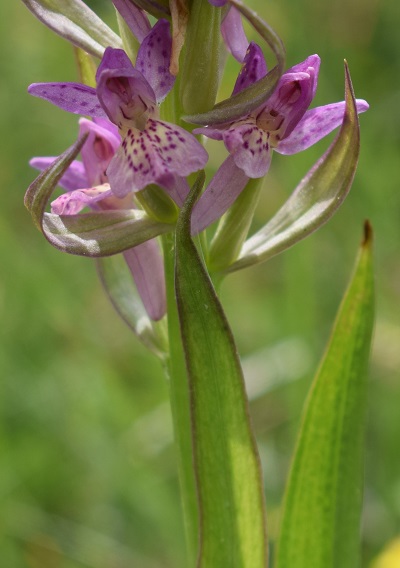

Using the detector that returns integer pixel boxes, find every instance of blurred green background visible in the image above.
[1,0,399,566]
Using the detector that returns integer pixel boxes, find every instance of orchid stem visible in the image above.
[162,231,198,566]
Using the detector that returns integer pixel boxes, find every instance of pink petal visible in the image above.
[123,240,166,321]
[168,176,190,207]
[192,155,249,234]
[79,118,121,186]
[193,127,224,141]
[28,83,106,118]
[261,70,316,140]
[51,184,113,215]
[285,54,321,98]
[136,20,175,103]
[111,0,151,42]
[232,41,268,95]
[30,157,88,192]
[223,118,272,178]
[221,7,248,63]
[276,99,369,155]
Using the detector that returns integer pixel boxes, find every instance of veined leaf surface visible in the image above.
[275,222,375,568]
[175,174,268,567]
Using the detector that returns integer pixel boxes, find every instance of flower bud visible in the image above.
[136,184,180,224]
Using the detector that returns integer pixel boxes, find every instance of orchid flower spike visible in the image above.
[195,44,369,179]
[28,20,208,202]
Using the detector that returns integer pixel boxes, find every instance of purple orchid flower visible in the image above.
[31,118,167,322]
[28,20,208,201]
[195,44,369,179]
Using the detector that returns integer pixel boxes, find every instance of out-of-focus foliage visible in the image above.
[0,0,399,566]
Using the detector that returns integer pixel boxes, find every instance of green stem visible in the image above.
[162,231,198,566]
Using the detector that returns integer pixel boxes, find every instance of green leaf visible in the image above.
[275,222,375,568]
[183,0,285,126]
[22,0,122,58]
[24,137,173,257]
[97,254,168,358]
[175,173,268,567]
[228,62,361,273]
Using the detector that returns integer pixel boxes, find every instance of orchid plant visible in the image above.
[23,0,374,566]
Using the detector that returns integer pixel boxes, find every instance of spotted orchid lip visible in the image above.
[106,119,208,198]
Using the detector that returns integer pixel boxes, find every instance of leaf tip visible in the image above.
[362,219,373,248]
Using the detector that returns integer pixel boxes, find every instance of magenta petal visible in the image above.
[51,185,113,215]
[167,176,190,207]
[232,42,268,95]
[221,7,248,63]
[193,126,224,141]
[30,157,88,192]
[93,117,120,138]
[223,119,272,177]
[28,83,106,118]
[107,119,208,197]
[123,240,166,321]
[136,20,175,103]
[112,0,151,42]
[262,70,316,140]
[96,47,156,128]
[208,0,227,5]
[192,156,249,234]
[79,118,121,186]
[286,54,321,97]
[276,99,369,155]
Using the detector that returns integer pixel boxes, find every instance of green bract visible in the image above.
[22,0,122,58]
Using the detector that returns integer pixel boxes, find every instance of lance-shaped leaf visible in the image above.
[175,174,268,567]
[275,222,375,568]
[227,62,361,273]
[97,254,168,358]
[22,0,122,59]
[24,137,173,257]
[184,0,285,125]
